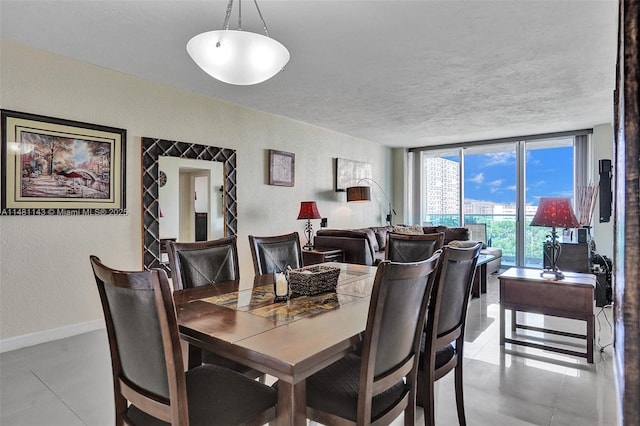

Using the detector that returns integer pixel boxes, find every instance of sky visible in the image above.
[461,146,574,205]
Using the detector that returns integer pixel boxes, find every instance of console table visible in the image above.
[499,267,596,363]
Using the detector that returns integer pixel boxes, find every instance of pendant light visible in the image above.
[187,0,290,85]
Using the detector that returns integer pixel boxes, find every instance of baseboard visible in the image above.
[0,319,105,353]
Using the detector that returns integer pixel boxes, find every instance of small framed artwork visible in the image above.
[1,110,126,215]
[268,149,295,187]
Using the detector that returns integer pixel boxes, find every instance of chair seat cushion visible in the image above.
[127,364,276,426]
[304,353,408,422]
[419,335,456,370]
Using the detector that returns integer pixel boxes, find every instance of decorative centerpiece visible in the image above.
[288,265,341,296]
[576,182,599,241]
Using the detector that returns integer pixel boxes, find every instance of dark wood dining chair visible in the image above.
[166,237,266,381]
[90,255,277,426]
[248,232,303,275]
[304,253,441,425]
[417,243,482,426]
[385,232,445,263]
[167,236,240,290]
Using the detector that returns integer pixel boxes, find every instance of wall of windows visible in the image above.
[413,132,589,268]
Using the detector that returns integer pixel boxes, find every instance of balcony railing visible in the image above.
[424,213,550,268]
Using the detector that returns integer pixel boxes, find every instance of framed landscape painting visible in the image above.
[1,110,126,216]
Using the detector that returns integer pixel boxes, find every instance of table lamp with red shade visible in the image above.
[297,201,322,250]
[530,197,580,279]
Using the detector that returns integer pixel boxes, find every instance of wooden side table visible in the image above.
[302,248,345,266]
[499,267,596,363]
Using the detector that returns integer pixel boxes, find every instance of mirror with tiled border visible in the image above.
[141,137,237,273]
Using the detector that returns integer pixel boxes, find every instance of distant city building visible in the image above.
[423,157,459,214]
[465,200,539,219]
[423,156,540,221]
[464,200,494,215]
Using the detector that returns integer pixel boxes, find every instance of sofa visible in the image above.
[314,225,502,274]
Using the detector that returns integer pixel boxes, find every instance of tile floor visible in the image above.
[1,273,618,425]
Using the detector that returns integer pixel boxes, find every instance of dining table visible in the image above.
[173,262,378,426]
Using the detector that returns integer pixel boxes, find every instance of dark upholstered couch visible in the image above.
[314,225,502,274]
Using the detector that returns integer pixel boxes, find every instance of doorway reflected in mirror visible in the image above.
[158,157,224,244]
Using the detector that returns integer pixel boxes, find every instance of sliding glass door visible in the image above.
[523,137,575,267]
[463,144,517,266]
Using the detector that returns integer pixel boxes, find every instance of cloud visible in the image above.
[485,152,515,166]
[468,173,484,183]
[488,179,503,187]
[525,151,537,164]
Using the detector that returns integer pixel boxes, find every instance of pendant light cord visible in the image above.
[223,0,234,30]
[253,0,271,37]
[222,0,271,37]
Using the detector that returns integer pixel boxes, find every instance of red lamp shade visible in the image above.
[530,197,580,228]
[297,201,322,220]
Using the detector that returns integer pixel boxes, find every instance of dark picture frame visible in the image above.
[1,110,126,215]
[335,158,372,192]
[268,149,295,187]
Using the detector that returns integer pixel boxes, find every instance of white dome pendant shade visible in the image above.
[187,30,290,85]
[187,0,290,85]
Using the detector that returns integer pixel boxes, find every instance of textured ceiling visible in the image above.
[0,0,618,148]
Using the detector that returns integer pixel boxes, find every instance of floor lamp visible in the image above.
[346,178,397,225]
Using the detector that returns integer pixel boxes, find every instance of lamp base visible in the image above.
[540,268,565,280]
[302,219,314,251]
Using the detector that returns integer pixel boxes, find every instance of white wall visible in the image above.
[591,123,615,258]
[158,157,223,241]
[0,41,391,347]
